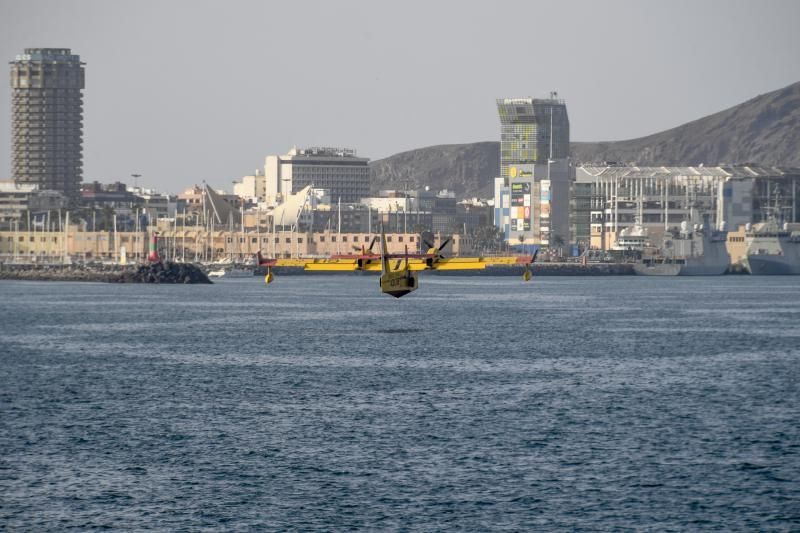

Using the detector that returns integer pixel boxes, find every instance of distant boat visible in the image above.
[634,220,731,276]
[207,268,253,278]
[612,222,649,254]
[743,220,800,275]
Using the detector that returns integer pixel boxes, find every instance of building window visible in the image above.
[331,236,337,242]
[297,238,303,244]
[342,236,348,242]
[320,236,325,242]
[398,236,403,242]
[285,238,291,243]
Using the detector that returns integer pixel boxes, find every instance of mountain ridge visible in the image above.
[369,81,800,198]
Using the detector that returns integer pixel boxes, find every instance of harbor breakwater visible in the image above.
[0,262,212,284]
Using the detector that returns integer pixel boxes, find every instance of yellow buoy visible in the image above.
[522,265,532,282]
[265,268,274,284]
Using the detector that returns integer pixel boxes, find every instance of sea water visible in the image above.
[1,276,799,529]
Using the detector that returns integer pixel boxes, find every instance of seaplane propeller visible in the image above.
[421,237,452,269]
[422,237,451,258]
[351,235,379,255]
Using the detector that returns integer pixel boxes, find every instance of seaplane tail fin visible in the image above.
[380,226,390,274]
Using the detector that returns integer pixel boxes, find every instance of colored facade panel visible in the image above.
[510,181,531,231]
[496,98,570,180]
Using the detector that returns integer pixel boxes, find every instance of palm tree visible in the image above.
[469,225,504,254]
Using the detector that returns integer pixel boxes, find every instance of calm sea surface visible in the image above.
[1,275,799,530]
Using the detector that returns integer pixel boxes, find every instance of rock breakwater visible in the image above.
[0,262,212,284]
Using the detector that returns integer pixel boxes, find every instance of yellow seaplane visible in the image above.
[257,230,537,298]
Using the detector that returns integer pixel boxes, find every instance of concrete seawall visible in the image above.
[0,262,212,284]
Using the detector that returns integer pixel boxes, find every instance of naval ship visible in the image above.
[743,220,800,275]
[633,219,731,276]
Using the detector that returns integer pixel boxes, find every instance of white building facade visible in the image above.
[264,147,369,206]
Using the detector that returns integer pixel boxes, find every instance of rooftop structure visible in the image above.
[496,95,569,178]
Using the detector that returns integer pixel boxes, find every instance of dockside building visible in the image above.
[573,164,800,250]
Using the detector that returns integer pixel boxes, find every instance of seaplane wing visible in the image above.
[262,258,309,268]
[280,257,429,272]
[431,255,534,270]
[265,255,535,272]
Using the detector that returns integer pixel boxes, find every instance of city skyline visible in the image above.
[1,0,799,193]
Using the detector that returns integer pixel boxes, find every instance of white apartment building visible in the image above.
[264,147,369,205]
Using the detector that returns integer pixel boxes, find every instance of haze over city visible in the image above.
[1,0,799,193]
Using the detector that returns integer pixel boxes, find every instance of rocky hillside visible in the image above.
[369,81,800,198]
[571,81,800,167]
[369,141,499,198]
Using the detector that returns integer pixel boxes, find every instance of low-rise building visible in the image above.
[233,170,266,203]
[0,181,67,228]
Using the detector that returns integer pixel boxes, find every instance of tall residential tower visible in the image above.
[494,95,572,247]
[10,48,85,199]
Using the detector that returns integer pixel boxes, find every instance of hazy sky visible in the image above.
[1,0,799,193]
